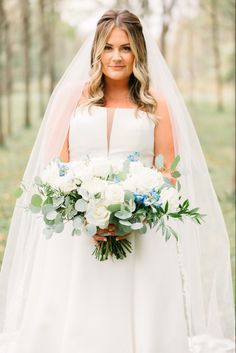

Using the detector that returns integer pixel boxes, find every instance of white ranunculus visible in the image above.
[81,177,107,195]
[104,184,125,206]
[91,158,111,179]
[159,187,180,212]
[85,201,111,229]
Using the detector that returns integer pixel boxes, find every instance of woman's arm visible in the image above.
[59,129,70,162]
[153,93,176,184]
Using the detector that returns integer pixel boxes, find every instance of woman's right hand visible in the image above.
[92,224,116,246]
[92,225,131,247]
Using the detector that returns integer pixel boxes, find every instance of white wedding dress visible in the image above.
[2,106,233,353]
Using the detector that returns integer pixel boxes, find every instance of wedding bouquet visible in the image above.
[19,152,204,261]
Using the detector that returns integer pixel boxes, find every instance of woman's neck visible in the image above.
[104,77,131,104]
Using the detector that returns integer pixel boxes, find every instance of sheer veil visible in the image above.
[0,17,234,353]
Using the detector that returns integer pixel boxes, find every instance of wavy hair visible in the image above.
[84,9,157,114]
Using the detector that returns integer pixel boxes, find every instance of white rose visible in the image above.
[69,160,93,183]
[41,162,60,187]
[159,187,180,212]
[82,177,107,195]
[129,168,163,193]
[121,177,137,192]
[104,184,125,206]
[109,159,124,174]
[85,201,110,229]
[128,161,144,175]
[91,158,111,179]
[41,162,77,192]
[57,173,77,193]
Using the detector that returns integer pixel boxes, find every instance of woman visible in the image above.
[0,9,234,353]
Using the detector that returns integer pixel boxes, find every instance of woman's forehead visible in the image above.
[106,27,130,45]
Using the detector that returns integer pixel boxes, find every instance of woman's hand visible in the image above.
[92,224,130,247]
[152,164,176,187]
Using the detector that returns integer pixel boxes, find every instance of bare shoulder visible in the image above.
[149,87,170,118]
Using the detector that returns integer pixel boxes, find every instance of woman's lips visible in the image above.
[109,65,125,70]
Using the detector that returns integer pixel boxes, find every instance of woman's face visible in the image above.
[101,27,135,82]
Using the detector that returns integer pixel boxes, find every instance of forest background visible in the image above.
[0,0,235,290]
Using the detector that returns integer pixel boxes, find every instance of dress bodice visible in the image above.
[69,105,155,166]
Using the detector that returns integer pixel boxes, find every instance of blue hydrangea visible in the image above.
[127,151,140,162]
[133,189,162,208]
[133,192,146,205]
[113,176,121,183]
[55,160,69,177]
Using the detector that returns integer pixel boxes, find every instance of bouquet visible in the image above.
[19,152,204,261]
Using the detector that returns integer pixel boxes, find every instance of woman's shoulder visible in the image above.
[149,87,168,105]
[149,87,169,116]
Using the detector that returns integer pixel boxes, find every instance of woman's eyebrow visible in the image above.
[106,42,130,46]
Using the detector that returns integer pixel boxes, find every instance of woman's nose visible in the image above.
[112,49,122,60]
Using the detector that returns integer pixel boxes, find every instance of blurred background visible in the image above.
[0,0,235,288]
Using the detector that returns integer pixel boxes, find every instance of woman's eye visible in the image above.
[104,46,112,51]
[122,46,131,52]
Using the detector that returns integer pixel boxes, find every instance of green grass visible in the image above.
[0,94,235,291]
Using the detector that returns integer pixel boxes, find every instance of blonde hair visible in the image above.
[84,9,157,114]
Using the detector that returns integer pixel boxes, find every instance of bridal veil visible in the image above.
[0,14,234,353]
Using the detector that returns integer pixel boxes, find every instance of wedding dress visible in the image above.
[4,106,190,353]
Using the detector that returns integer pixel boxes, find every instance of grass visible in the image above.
[0,93,235,290]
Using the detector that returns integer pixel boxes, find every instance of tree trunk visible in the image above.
[21,0,31,128]
[38,0,47,118]
[140,0,149,17]
[160,0,177,59]
[5,12,13,135]
[210,0,224,111]
[48,0,56,95]
[188,23,195,104]
[0,0,5,146]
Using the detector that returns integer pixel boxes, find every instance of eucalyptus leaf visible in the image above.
[54,222,64,233]
[46,210,58,221]
[131,222,143,230]
[72,229,81,236]
[124,191,134,202]
[43,227,54,239]
[155,154,164,169]
[29,204,41,214]
[15,186,23,199]
[119,220,131,226]
[34,176,43,186]
[171,171,181,178]
[42,204,54,215]
[78,187,89,201]
[170,155,180,172]
[107,203,121,212]
[85,224,97,236]
[68,210,78,219]
[53,196,64,207]
[115,210,132,220]
[31,194,43,208]
[75,198,88,212]
[73,216,83,229]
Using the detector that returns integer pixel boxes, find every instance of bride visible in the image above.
[0,9,234,353]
